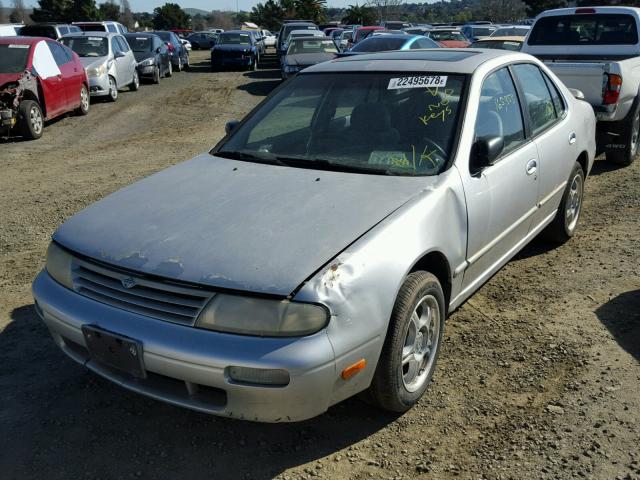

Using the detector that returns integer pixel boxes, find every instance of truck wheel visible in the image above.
[76,84,90,116]
[17,100,44,140]
[542,162,585,243]
[607,105,639,166]
[367,271,445,412]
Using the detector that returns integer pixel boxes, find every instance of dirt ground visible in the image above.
[1,50,638,480]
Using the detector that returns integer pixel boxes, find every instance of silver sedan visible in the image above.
[32,49,596,422]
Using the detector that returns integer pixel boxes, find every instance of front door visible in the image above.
[460,66,540,293]
[31,40,66,118]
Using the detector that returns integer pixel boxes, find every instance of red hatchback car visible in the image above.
[0,36,90,140]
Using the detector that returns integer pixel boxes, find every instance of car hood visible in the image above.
[0,72,24,88]
[286,53,336,66]
[133,51,154,63]
[53,154,429,296]
[80,56,109,69]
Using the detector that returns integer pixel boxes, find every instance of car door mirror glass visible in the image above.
[472,136,504,170]
[225,120,240,135]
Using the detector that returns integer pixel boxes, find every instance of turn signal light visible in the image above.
[341,359,366,380]
[603,73,623,105]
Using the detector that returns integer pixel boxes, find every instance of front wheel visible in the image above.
[165,60,172,78]
[368,271,445,412]
[76,84,90,116]
[129,70,139,91]
[107,76,118,102]
[607,104,639,166]
[17,100,44,140]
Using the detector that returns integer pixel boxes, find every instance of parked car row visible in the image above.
[1,26,190,140]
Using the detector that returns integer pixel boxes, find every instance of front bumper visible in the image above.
[32,270,337,422]
[88,73,111,97]
[136,64,157,79]
[211,56,253,67]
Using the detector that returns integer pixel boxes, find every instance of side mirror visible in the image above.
[471,136,504,170]
[225,120,239,135]
[156,47,161,53]
[114,50,126,58]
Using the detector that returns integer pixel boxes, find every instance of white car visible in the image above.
[262,29,276,47]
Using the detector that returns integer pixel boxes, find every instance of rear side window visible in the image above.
[21,25,57,39]
[513,64,558,135]
[47,41,71,65]
[529,14,638,45]
[543,73,565,118]
[476,67,526,155]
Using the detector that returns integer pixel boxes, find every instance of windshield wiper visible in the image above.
[215,150,288,167]
[274,156,396,175]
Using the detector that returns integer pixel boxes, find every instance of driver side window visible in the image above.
[475,67,526,160]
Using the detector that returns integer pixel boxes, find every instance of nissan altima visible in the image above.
[32,49,596,422]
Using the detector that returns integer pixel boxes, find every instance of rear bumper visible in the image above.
[32,270,337,422]
[136,64,157,78]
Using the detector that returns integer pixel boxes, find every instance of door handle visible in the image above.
[569,133,577,145]
[526,159,537,175]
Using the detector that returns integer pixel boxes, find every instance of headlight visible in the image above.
[195,294,328,337]
[46,242,73,289]
[86,63,107,78]
[139,58,155,67]
[284,65,300,73]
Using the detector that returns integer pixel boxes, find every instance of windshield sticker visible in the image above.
[88,37,102,41]
[8,44,30,48]
[388,76,447,90]
[136,37,148,40]
[419,87,454,126]
[369,151,411,168]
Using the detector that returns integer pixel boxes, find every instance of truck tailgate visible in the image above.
[542,61,605,106]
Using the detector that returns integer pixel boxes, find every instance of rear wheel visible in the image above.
[607,103,639,166]
[129,70,140,91]
[153,66,160,84]
[17,100,44,140]
[76,84,90,115]
[107,76,118,102]
[542,162,585,243]
[368,271,445,412]
[166,61,173,78]
[177,57,183,72]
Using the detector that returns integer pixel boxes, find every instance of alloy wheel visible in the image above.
[401,295,441,392]
[565,172,583,233]
[29,105,43,135]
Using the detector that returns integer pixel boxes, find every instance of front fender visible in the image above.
[293,168,467,406]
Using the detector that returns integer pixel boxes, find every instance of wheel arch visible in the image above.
[408,250,452,316]
[576,150,589,177]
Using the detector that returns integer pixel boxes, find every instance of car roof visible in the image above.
[61,31,117,38]
[357,26,384,31]
[302,48,520,74]
[125,32,157,37]
[476,36,525,42]
[290,29,324,34]
[0,36,42,45]
[23,22,70,26]
[220,30,250,34]
[290,35,333,41]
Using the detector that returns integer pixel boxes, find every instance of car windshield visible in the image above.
[126,36,153,52]
[471,27,496,37]
[20,25,57,39]
[0,44,31,73]
[60,36,108,57]
[218,33,251,45]
[473,40,522,51]
[216,72,466,176]
[429,31,466,41]
[287,39,337,54]
[492,27,529,36]
[528,13,638,45]
[77,24,107,32]
[351,37,407,52]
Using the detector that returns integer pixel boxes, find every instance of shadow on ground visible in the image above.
[595,289,640,361]
[0,304,398,480]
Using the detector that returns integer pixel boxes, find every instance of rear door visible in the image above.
[31,40,66,118]
[460,66,540,291]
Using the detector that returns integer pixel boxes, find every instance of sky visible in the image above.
[22,0,386,12]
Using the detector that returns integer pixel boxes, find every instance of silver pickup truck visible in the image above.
[522,6,640,166]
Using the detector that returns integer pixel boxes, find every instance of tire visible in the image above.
[607,102,640,166]
[129,70,139,91]
[250,56,257,71]
[166,61,173,78]
[542,162,585,243]
[17,100,44,140]
[368,271,445,413]
[176,57,183,72]
[184,54,190,71]
[152,66,160,84]
[76,84,90,116]
[107,76,118,102]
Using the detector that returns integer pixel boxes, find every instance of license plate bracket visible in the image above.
[82,325,146,379]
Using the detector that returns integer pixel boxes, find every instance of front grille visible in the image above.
[217,50,243,59]
[72,258,214,326]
